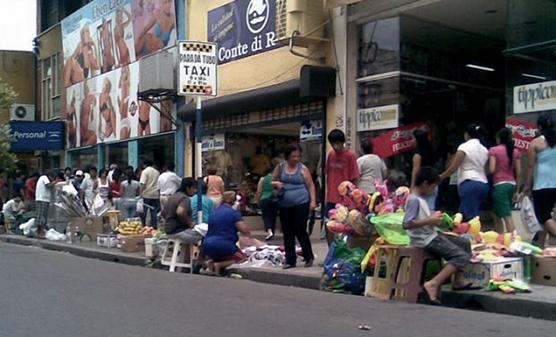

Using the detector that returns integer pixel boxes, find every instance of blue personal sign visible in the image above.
[10,121,65,152]
[208,0,279,64]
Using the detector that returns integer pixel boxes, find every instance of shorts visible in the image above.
[458,180,489,221]
[532,188,556,224]
[212,250,247,263]
[492,183,516,217]
[168,228,203,244]
[425,233,471,270]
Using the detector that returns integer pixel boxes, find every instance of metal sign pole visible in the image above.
[195,96,203,224]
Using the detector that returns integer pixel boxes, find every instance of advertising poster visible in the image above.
[132,0,177,59]
[505,117,538,153]
[65,61,176,148]
[61,0,177,149]
[10,121,65,152]
[371,121,433,158]
[208,0,278,64]
[513,80,556,114]
[357,104,399,132]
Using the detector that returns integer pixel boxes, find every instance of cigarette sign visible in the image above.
[178,41,218,96]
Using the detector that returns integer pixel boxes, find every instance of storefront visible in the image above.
[181,0,337,215]
[346,0,555,182]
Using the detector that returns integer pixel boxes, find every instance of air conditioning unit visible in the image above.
[10,104,35,121]
[275,0,328,46]
[138,46,177,101]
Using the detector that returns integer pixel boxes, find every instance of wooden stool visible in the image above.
[161,238,200,273]
[366,245,439,302]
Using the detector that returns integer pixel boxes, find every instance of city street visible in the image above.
[0,242,553,337]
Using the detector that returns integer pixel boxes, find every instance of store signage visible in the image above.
[357,104,399,131]
[208,0,279,64]
[513,80,556,114]
[371,121,432,158]
[9,121,65,152]
[178,41,218,96]
[202,134,225,152]
[505,117,538,153]
[300,120,324,141]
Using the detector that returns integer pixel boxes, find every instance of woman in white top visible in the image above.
[440,124,489,221]
[357,139,387,193]
[97,169,111,202]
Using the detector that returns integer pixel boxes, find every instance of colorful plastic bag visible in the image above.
[369,213,410,245]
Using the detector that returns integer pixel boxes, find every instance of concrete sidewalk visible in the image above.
[1,233,555,321]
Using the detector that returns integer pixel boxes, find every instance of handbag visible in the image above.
[136,198,144,214]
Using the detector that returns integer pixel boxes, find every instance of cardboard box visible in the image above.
[532,256,556,286]
[119,234,149,253]
[70,216,108,242]
[462,257,524,287]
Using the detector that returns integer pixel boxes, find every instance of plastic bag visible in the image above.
[322,239,369,294]
[519,196,543,234]
[369,213,410,245]
[45,228,67,241]
[136,198,144,214]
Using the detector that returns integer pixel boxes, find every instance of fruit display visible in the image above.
[142,226,157,236]
[116,219,144,235]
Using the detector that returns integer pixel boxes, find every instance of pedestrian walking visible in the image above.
[272,144,316,269]
[324,129,360,244]
[523,113,556,247]
[98,169,111,202]
[357,138,387,194]
[139,160,160,228]
[158,163,181,213]
[80,167,99,211]
[35,171,56,236]
[24,173,39,211]
[255,167,279,240]
[411,128,437,210]
[440,124,489,221]
[489,127,521,233]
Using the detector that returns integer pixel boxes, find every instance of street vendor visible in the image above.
[163,177,202,244]
[2,194,24,233]
[403,167,474,305]
[203,191,253,275]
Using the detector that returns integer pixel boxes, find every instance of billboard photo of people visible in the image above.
[61,0,177,149]
[132,0,176,59]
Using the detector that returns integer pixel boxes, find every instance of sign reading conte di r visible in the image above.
[178,41,218,96]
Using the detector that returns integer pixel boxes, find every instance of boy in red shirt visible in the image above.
[324,129,360,244]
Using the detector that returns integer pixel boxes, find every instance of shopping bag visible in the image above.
[136,198,144,214]
[520,196,543,234]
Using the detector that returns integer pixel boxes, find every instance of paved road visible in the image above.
[0,243,553,337]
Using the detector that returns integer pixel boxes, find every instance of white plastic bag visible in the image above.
[45,228,67,241]
[19,218,36,236]
[136,198,144,214]
[520,196,543,233]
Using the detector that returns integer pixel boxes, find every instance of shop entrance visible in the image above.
[203,119,325,217]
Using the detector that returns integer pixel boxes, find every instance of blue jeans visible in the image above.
[458,180,489,221]
[119,199,137,219]
[141,198,160,228]
[260,198,278,232]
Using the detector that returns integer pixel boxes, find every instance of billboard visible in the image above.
[61,0,177,149]
[208,0,279,64]
[10,121,65,152]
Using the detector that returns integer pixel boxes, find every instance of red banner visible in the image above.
[371,121,433,158]
[505,117,537,153]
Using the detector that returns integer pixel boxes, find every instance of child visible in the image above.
[324,129,360,244]
[403,167,473,305]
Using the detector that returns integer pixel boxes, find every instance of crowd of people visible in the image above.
[1,113,556,277]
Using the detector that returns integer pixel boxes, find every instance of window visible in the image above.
[41,53,62,120]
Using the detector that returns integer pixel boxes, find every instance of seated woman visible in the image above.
[203,191,253,275]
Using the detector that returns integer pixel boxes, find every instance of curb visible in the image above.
[442,289,556,321]
[2,235,555,321]
[0,236,146,266]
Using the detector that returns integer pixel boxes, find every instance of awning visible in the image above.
[178,65,336,122]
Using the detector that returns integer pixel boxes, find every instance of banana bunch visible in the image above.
[117,220,144,235]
